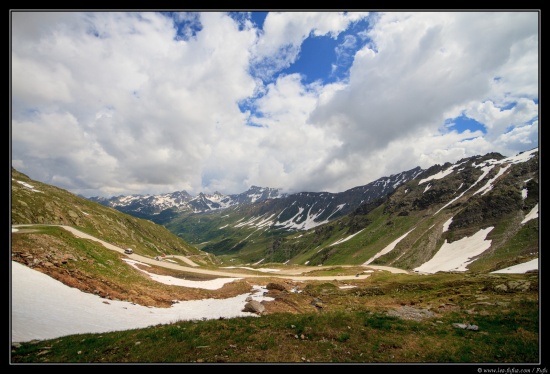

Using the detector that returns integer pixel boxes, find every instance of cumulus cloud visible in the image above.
[11,11,538,198]
[251,12,369,81]
[306,12,538,187]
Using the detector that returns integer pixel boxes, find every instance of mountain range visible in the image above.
[10,148,540,363]
[88,166,422,223]
[86,148,539,271]
[88,185,286,215]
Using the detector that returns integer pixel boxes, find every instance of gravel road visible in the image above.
[12,224,410,280]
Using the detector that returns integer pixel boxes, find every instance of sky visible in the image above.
[10,11,539,198]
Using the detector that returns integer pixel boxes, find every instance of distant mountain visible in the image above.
[89,167,423,243]
[200,166,424,231]
[261,148,538,271]
[154,148,539,270]
[89,185,286,217]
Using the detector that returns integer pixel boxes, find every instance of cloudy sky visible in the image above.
[10,11,539,198]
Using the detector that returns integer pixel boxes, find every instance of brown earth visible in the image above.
[10,230,359,315]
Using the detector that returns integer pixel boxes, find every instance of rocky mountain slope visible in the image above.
[263,148,539,272]
[91,149,538,272]
[12,147,539,274]
[89,167,424,257]
[165,149,537,270]
[88,185,286,216]
[89,168,422,224]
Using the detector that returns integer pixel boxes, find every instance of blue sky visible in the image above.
[11,11,539,197]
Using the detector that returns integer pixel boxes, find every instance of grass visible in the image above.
[10,168,541,364]
[11,303,539,363]
[11,270,540,364]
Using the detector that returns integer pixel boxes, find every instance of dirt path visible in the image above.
[364,265,410,274]
[12,224,409,280]
[162,255,200,267]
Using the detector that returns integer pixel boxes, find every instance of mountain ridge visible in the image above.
[89,166,424,233]
[12,147,539,273]
[10,149,540,364]
[84,148,538,271]
[88,185,288,215]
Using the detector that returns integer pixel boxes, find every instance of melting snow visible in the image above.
[15,180,42,193]
[442,217,453,233]
[11,261,274,343]
[502,148,538,164]
[124,259,242,290]
[491,258,538,274]
[223,266,280,273]
[428,148,537,217]
[363,228,416,265]
[521,204,538,224]
[433,165,495,216]
[413,227,494,274]
[473,164,511,196]
[249,193,262,203]
[234,214,275,229]
[331,229,365,246]
[274,203,342,231]
[418,163,463,185]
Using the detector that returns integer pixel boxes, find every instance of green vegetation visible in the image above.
[10,160,540,364]
[11,271,539,363]
[156,152,539,273]
[11,168,210,262]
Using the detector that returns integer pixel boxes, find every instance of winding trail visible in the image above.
[12,224,410,280]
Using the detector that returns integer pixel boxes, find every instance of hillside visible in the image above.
[11,167,388,309]
[268,148,539,273]
[10,160,540,363]
[10,167,239,308]
[11,168,210,261]
[89,168,423,258]
[90,149,539,271]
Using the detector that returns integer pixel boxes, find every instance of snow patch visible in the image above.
[363,228,415,265]
[16,180,42,193]
[442,217,453,233]
[491,258,538,274]
[521,204,538,224]
[413,227,494,274]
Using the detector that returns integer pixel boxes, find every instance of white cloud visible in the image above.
[464,98,538,136]
[310,12,537,148]
[11,11,538,198]
[251,12,369,80]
